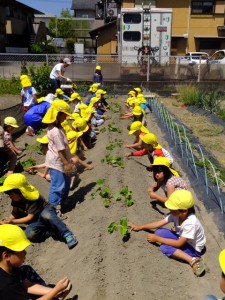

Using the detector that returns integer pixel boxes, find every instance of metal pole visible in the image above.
[148,2,151,81]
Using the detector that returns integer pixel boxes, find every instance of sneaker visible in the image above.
[64,232,78,250]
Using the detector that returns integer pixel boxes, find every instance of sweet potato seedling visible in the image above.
[119,217,129,237]
[108,123,122,133]
[101,154,124,168]
[19,157,36,169]
[91,178,105,199]
[99,187,111,208]
[105,139,123,150]
[107,222,117,234]
[120,186,134,207]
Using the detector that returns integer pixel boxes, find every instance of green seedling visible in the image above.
[103,198,110,208]
[119,217,129,237]
[105,139,123,150]
[99,187,111,208]
[120,186,134,207]
[91,178,105,199]
[102,154,124,168]
[107,222,117,234]
[109,101,122,113]
[19,157,36,169]
[100,127,106,133]
[108,123,122,133]
[113,191,122,201]
[25,143,41,153]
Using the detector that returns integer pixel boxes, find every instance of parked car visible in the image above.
[177,52,209,65]
[206,49,225,79]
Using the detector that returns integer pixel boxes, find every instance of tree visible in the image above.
[48,9,74,38]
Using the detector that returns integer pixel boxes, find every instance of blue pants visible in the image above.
[25,207,71,243]
[141,102,153,113]
[155,228,201,257]
[48,169,70,206]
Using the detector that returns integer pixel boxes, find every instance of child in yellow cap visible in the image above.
[134,87,153,113]
[126,133,173,165]
[42,100,74,215]
[148,157,189,203]
[20,75,37,112]
[0,174,78,250]
[85,84,99,105]
[129,190,206,277]
[124,120,150,149]
[93,65,103,86]
[0,224,72,299]
[3,117,23,176]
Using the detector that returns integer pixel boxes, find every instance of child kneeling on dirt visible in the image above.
[0,224,72,299]
[129,190,206,277]
[0,174,78,250]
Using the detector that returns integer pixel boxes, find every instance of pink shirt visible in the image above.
[45,125,71,172]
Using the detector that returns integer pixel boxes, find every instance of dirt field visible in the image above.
[1,94,225,300]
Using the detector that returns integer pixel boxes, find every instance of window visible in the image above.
[123,31,141,41]
[123,13,141,24]
[191,1,214,14]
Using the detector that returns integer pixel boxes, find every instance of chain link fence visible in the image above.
[0,53,225,81]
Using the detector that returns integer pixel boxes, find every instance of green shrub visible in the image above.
[176,85,201,106]
[66,38,75,53]
[0,77,20,95]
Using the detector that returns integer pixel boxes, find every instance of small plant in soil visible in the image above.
[109,101,122,113]
[99,187,111,208]
[100,127,106,133]
[107,218,130,241]
[105,139,123,150]
[91,178,105,199]
[107,221,117,234]
[25,143,41,153]
[120,186,134,207]
[101,154,124,168]
[108,122,122,133]
[19,157,36,169]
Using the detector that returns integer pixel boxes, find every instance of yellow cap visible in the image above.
[55,88,64,95]
[89,83,99,92]
[4,117,19,128]
[67,130,83,154]
[140,133,158,146]
[72,117,89,133]
[0,173,39,201]
[69,92,81,102]
[128,90,136,96]
[130,98,141,106]
[20,75,31,88]
[90,97,100,106]
[132,106,143,116]
[96,89,106,96]
[152,157,179,177]
[0,224,31,251]
[165,190,195,210]
[36,135,48,144]
[219,249,225,274]
[129,121,149,135]
[42,100,72,124]
[134,87,142,93]
[137,93,146,104]
[96,65,101,70]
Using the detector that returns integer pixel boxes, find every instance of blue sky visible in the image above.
[18,0,72,16]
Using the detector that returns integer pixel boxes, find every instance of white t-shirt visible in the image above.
[45,125,71,172]
[21,87,37,107]
[50,63,66,79]
[165,213,206,252]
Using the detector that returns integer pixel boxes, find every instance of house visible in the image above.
[1,0,46,53]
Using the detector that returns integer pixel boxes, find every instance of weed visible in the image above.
[176,85,202,106]
[0,77,20,95]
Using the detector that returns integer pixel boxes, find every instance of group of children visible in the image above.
[121,87,207,277]
[0,78,224,298]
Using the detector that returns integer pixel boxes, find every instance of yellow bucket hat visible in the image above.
[42,99,72,124]
[55,88,64,95]
[4,117,19,128]
[72,117,89,133]
[134,87,142,93]
[0,224,32,251]
[96,89,106,96]
[0,173,39,201]
[131,98,141,106]
[128,90,136,96]
[132,106,143,116]
[137,93,147,104]
[69,92,81,102]
[165,190,195,210]
[140,133,158,147]
[67,130,83,154]
[20,75,31,88]
[90,97,100,106]
[83,107,96,121]
[89,83,99,92]
[36,135,48,144]
[152,157,179,177]
[129,121,149,135]
[96,65,101,70]
[219,249,225,274]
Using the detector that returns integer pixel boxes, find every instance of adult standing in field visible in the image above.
[49,58,72,93]
[93,65,103,87]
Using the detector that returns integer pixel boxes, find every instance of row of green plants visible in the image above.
[176,85,225,121]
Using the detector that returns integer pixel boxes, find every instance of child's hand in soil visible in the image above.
[128,222,141,232]
[55,277,71,294]
[147,233,158,243]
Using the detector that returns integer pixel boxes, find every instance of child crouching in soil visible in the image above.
[0,224,72,299]
[0,173,78,250]
[129,190,206,277]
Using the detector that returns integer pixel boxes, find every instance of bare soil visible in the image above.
[0,94,225,300]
